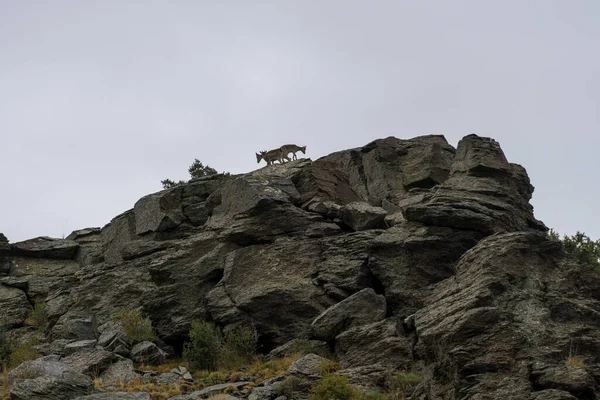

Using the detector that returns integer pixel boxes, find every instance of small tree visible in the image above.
[183,320,221,371]
[188,158,217,179]
[161,158,218,189]
[548,229,600,267]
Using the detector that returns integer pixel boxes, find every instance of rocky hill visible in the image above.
[1,134,599,400]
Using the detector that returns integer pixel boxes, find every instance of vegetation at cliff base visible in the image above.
[183,320,257,371]
[113,308,156,344]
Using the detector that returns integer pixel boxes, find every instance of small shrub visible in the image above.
[320,359,342,376]
[219,325,257,370]
[183,320,221,371]
[113,309,156,344]
[161,158,220,189]
[25,299,47,332]
[277,375,304,396]
[203,371,227,386]
[309,374,361,400]
[9,338,41,369]
[386,371,423,399]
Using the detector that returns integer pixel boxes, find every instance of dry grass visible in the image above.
[566,355,585,368]
[137,360,192,374]
[94,378,196,400]
[93,353,305,400]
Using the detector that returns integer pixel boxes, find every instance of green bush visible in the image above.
[183,320,221,371]
[113,309,156,344]
[203,371,228,385]
[548,229,600,267]
[183,321,258,371]
[309,374,361,400]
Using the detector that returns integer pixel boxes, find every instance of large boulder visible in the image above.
[310,288,386,341]
[0,284,30,329]
[401,134,547,235]
[334,318,412,369]
[62,348,116,376]
[288,353,332,379]
[9,357,94,400]
[312,231,383,299]
[207,240,334,345]
[98,357,141,384]
[367,223,481,317]
[49,310,98,342]
[205,174,337,245]
[134,188,185,235]
[97,321,131,356]
[294,135,455,207]
[411,232,600,399]
[129,341,167,365]
[11,236,79,259]
[339,202,387,231]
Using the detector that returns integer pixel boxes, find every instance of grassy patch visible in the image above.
[24,299,47,332]
[386,371,423,400]
[9,338,41,369]
[320,360,342,376]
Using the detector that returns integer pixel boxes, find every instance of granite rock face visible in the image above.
[1,134,579,399]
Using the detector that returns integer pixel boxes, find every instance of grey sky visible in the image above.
[1,1,598,243]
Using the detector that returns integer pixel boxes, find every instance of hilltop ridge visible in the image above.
[3,134,599,400]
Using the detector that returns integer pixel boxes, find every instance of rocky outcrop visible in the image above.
[0,284,30,329]
[310,288,386,341]
[2,133,578,399]
[11,236,79,259]
[9,357,94,400]
[411,231,600,399]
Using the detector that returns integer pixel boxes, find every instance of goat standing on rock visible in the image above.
[280,144,307,161]
[256,148,286,166]
[256,144,307,167]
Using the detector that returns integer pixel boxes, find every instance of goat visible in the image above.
[280,144,307,161]
[256,148,288,166]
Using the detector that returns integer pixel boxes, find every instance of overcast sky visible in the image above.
[1,1,598,243]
